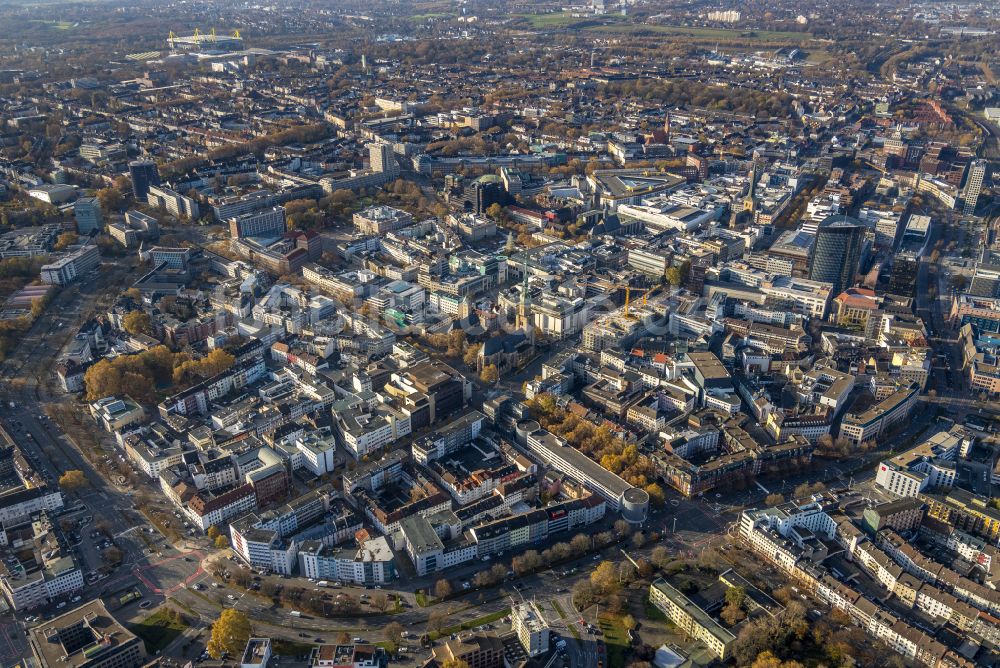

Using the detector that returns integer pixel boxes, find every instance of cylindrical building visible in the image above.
[809,214,865,296]
[621,487,650,524]
[515,419,540,446]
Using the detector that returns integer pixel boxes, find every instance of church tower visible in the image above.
[743,162,758,214]
[516,262,532,337]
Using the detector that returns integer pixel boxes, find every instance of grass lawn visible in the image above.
[589,23,811,43]
[598,613,629,668]
[430,609,509,640]
[272,639,315,657]
[31,19,75,29]
[643,595,669,623]
[512,12,626,30]
[409,13,455,21]
[129,609,188,653]
[553,600,566,619]
[513,12,581,29]
[415,591,431,607]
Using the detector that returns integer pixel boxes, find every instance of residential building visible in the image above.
[511,601,550,657]
[147,185,200,220]
[40,244,100,286]
[649,579,735,660]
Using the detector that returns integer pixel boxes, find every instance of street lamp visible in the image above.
[672,517,677,534]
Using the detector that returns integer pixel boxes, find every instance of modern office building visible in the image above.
[128,160,160,201]
[889,252,919,297]
[229,206,287,239]
[962,159,986,216]
[109,210,159,248]
[353,206,413,235]
[839,382,920,447]
[142,246,191,270]
[28,600,146,668]
[73,197,102,235]
[809,214,865,296]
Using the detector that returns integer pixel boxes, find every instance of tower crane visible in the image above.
[618,284,650,319]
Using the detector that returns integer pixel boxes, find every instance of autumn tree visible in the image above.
[441,660,471,668]
[96,187,125,213]
[427,610,449,633]
[59,470,87,490]
[590,561,621,597]
[570,533,591,555]
[383,621,404,654]
[434,579,453,599]
[721,586,747,625]
[751,651,804,668]
[511,550,542,575]
[446,330,467,357]
[84,360,122,401]
[372,592,390,612]
[122,311,152,336]
[665,266,682,286]
[644,483,665,506]
[215,535,229,549]
[207,526,221,540]
[207,609,251,659]
[102,546,123,565]
[53,232,78,251]
[572,579,597,609]
[462,343,482,367]
[793,482,824,499]
[764,493,784,506]
[480,364,499,384]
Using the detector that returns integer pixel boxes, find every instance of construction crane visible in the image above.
[619,285,649,319]
[210,27,217,43]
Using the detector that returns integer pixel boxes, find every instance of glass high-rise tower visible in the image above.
[128,160,160,202]
[809,214,865,296]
